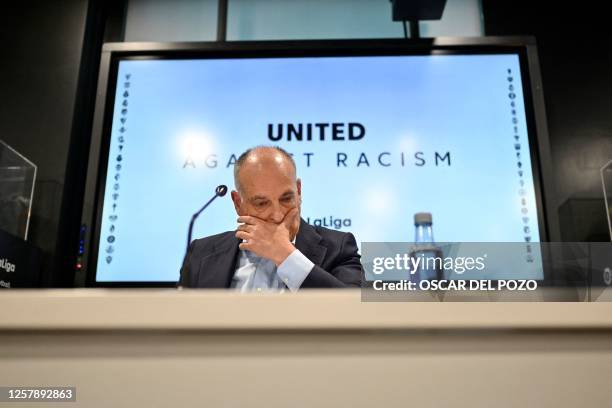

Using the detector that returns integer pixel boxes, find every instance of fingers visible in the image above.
[237,215,261,225]
[238,241,252,251]
[236,224,254,233]
[235,230,250,241]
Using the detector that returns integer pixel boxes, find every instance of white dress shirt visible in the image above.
[230,242,314,292]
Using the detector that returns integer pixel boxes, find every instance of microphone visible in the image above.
[186,185,228,253]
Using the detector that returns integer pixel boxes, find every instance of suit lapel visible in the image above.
[295,218,327,267]
[197,233,240,288]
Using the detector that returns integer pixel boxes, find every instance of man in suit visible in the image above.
[179,146,363,290]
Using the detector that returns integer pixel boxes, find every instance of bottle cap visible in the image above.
[414,212,432,225]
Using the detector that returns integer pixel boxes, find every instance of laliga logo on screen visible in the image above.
[0,258,16,273]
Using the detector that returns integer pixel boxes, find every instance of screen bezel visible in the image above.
[81,37,559,287]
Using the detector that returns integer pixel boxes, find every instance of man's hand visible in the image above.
[235,208,299,266]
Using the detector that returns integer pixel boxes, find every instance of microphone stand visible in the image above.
[186,185,228,253]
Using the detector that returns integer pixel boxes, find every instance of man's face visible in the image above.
[231,158,302,240]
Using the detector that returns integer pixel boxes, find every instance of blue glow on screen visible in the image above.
[96,54,542,282]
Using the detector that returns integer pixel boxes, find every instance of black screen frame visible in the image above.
[80,37,559,287]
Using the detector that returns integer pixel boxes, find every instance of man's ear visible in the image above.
[296,178,302,196]
[231,190,242,215]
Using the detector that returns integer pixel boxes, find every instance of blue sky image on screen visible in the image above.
[96,54,542,282]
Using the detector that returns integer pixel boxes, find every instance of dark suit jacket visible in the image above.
[179,219,363,288]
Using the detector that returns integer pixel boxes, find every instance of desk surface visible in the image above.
[1,289,612,331]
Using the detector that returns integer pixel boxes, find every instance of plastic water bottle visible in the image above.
[410,212,443,284]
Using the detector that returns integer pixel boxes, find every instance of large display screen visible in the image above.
[94,51,543,282]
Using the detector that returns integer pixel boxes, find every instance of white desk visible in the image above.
[1,289,611,407]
